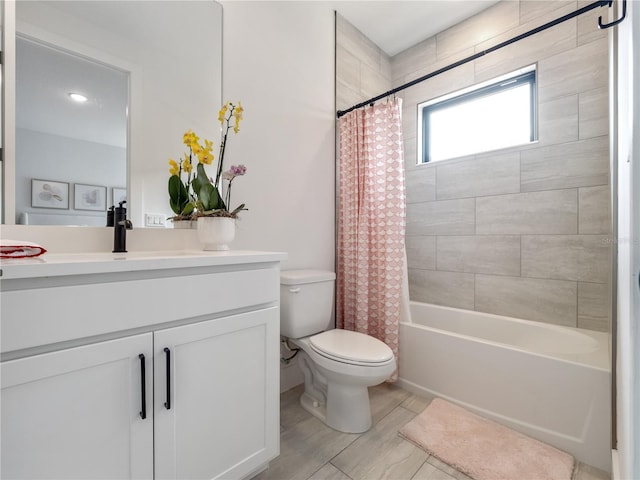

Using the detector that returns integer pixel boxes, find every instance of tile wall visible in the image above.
[336,1,612,331]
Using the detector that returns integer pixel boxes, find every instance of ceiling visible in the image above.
[16,36,129,148]
[333,0,501,57]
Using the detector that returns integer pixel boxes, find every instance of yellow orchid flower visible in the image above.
[204,138,214,153]
[232,102,243,133]
[218,102,229,124]
[233,102,243,121]
[198,149,214,165]
[169,158,179,176]
[191,143,202,156]
[183,129,200,149]
[183,157,193,174]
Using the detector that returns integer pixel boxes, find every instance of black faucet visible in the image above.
[113,200,133,253]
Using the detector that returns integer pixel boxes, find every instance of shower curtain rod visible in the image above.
[336,0,626,119]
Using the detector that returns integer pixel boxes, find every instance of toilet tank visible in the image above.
[280,270,336,339]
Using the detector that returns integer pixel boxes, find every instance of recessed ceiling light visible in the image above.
[68,92,88,103]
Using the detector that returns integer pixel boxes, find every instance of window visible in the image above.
[419,66,537,163]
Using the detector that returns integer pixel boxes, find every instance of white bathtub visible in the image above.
[397,301,611,472]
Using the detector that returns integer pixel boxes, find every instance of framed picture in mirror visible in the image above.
[31,179,70,209]
[74,184,107,211]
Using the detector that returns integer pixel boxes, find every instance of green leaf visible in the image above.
[229,204,247,216]
[199,183,224,211]
[182,201,195,216]
[168,175,189,215]
[194,163,212,193]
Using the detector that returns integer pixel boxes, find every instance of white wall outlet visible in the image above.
[144,213,167,227]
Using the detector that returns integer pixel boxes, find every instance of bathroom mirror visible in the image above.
[4,0,223,227]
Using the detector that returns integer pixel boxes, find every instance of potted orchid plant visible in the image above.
[168,101,247,248]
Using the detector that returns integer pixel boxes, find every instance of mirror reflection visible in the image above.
[7,0,223,227]
[16,36,128,225]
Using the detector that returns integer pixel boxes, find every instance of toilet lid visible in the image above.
[309,330,394,365]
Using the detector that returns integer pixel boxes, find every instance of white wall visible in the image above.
[221,1,336,391]
[221,1,336,273]
[615,0,640,478]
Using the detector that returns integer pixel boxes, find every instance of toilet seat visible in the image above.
[309,329,394,367]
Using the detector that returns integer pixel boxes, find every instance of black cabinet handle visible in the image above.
[164,347,171,410]
[139,354,147,419]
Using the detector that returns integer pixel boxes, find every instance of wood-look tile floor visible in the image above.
[254,383,610,480]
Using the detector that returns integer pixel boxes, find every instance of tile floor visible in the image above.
[254,383,610,480]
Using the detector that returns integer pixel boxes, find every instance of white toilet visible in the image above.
[280,270,396,433]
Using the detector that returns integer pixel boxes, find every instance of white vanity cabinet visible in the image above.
[154,307,278,479]
[1,333,154,479]
[0,251,285,480]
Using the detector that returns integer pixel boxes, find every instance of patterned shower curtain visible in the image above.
[336,98,406,381]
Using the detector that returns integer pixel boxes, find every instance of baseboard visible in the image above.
[611,449,621,480]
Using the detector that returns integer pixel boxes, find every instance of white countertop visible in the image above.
[0,250,288,280]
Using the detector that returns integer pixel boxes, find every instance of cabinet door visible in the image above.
[154,307,280,480]
[1,333,153,480]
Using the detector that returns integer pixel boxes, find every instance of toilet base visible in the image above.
[298,352,374,434]
[299,386,372,434]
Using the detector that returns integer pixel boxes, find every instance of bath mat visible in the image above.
[399,398,574,480]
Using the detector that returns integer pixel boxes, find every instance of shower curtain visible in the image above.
[336,98,408,381]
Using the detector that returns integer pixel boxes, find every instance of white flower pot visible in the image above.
[172,220,196,229]
[197,217,235,251]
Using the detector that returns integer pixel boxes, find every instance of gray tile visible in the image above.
[521,137,609,192]
[578,282,611,332]
[426,457,474,480]
[336,14,385,76]
[476,190,578,235]
[577,1,609,46]
[406,199,475,236]
[408,269,475,310]
[401,61,475,108]
[406,235,436,270]
[391,37,436,84]
[437,1,519,61]
[336,80,365,115]
[538,95,579,146]
[336,45,361,100]
[307,463,351,480]
[520,0,575,25]
[579,185,611,234]
[256,415,358,480]
[331,407,428,480]
[369,382,411,425]
[521,235,611,283]
[402,105,418,147]
[579,87,609,140]
[538,37,608,102]
[406,166,436,204]
[436,235,520,276]
[361,61,392,100]
[411,461,458,480]
[435,152,520,200]
[405,134,419,170]
[401,393,434,415]
[280,384,308,433]
[475,274,578,327]
[474,8,576,83]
